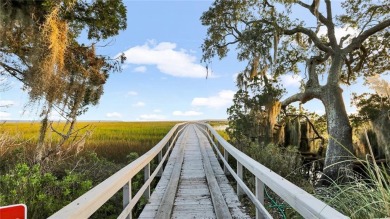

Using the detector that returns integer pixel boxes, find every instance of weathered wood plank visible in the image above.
[154,127,188,219]
[194,127,232,219]
[172,126,215,218]
[139,124,249,219]
[197,126,251,219]
[138,128,188,219]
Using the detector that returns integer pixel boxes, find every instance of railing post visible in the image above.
[157,150,163,177]
[224,148,229,175]
[237,161,244,197]
[123,180,132,219]
[255,177,265,219]
[144,163,150,199]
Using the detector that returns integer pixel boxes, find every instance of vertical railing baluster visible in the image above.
[144,163,150,199]
[123,180,132,219]
[157,150,163,177]
[224,148,229,175]
[255,177,265,219]
[237,161,244,197]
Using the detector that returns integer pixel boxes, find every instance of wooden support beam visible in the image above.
[122,180,132,219]
[143,164,150,199]
[256,177,265,219]
[237,161,244,197]
[157,151,163,177]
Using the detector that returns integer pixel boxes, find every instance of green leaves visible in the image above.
[0,163,92,218]
[351,92,390,122]
[68,0,127,40]
[0,0,128,160]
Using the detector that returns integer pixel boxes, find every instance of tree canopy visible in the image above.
[0,0,127,161]
[201,0,389,181]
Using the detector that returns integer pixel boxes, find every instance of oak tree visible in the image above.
[0,0,127,161]
[201,0,390,181]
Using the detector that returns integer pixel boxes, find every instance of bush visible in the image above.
[0,163,92,218]
[245,143,312,188]
[231,142,313,218]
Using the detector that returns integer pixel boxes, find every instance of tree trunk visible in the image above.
[321,84,354,183]
[35,105,52,162]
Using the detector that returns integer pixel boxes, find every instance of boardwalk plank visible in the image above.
[138,124,249,219]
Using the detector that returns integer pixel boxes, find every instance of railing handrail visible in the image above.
[199,123,348,219]
[49,122,187,219]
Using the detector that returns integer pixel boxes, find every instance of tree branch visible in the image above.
[339,34,351,47]
[283,26,333,53]
[359,8,377,34]
[298,0,338,48]
[353,45,367,72]
[324,0,337,47]
[343,19,390,53]
[282,93,305,107]
[281,55,323,107]
[306,55,327,87]
[215,40,239,49]
[281,87,321,108]
[297,1,331,27]
[50,126,67,139]
[344,56,353,85]
[0,62,25,82]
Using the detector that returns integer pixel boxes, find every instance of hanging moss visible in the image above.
[262,100,281,144]
[372,111,390,161]
[284,118,300,147]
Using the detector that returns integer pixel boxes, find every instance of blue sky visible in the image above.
[0,1,386,121]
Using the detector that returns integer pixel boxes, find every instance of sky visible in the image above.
[0,0,386,121]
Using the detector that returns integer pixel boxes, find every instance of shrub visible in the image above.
[0,163,92,218]
[245,143,311,188]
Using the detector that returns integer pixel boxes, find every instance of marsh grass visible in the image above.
[315,131,390,218]
[316,158,390,218]
[0,121,178,218]
[0,121,177,163]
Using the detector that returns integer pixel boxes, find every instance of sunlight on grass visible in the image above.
[0,121,177,163]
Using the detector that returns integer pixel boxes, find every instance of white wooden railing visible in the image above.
[196,122,348,219]
[50,121,347,219]
[49,122,187,219]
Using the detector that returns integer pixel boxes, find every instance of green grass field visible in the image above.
[0,121,228,163]
[0,121,179,163]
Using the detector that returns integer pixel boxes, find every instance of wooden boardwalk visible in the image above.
[50,122,346,219]
[139,124,250,219]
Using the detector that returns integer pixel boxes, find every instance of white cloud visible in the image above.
[0,112,11,119]
[0,100,15,106]
[153,109,162,113]
[127,91,138,96]
[106,112,122,118]
[133,101,145,107]
[280,74,302,87]
[192,90,235,109]
[133,66,147,73]
[317,26,359,46]
[172,110,203,116]
[121,41,209,78]
[139,114,166,121]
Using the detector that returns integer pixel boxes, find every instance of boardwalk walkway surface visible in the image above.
[49,122,347,219]
[139,124,250,219]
